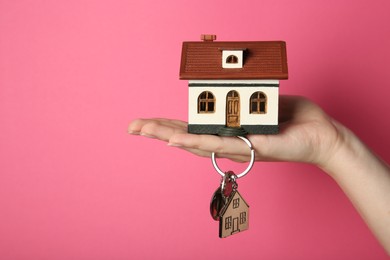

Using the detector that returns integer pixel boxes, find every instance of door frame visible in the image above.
[226,90,240,128]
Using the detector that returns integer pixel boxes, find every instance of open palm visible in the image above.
[129,96,343,168]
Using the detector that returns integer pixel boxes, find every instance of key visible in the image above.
[210,187,224,221]
[210,171,236,220]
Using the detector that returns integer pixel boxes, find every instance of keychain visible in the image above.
[209,136,255,238]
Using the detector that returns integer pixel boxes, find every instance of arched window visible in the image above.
[198,91,215,113]
[250,92,267,114]
[226,55,238,64]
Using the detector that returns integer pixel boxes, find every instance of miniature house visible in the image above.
[219,191,249,238]
[179,35,288,136]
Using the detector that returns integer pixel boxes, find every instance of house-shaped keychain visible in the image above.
[219,190,249,238]
[179,35,288,136]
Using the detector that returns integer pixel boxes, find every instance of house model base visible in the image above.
[180,35,288,136]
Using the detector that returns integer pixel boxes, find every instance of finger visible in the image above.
[128,119,187,142]
[168,133,254,157]
[128,118,187,133]
[128,118,187,137]
[128,118,154,134]
[149,118,188,128]
[171,146,211,158]
[169,145,251,162]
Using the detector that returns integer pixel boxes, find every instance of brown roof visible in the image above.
[179,41,288,80]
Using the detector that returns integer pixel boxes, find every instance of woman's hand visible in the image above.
[128,95,345,168]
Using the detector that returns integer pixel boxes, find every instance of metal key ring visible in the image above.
[211,136,255,179]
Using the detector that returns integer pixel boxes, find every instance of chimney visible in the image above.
[201,34,216,42]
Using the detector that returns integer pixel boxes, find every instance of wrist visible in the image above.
[317,121,365,177]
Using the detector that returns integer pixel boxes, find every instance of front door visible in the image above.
[232,217,240,234]
[226,91,240,128]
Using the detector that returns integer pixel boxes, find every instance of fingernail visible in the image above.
[140,132,156,139]
[128,130,140,135]
[167,142,182,147]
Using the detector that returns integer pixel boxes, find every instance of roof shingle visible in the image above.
[180,41,288,80]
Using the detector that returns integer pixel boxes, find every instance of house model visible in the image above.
[179,35,288,136]
[219,191,249,238]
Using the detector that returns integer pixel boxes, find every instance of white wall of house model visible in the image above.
[188,79,279,126]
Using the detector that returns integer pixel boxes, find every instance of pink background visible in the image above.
[1,0,390,259]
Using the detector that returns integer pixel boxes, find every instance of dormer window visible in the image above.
[226,55,238,64]
[221,49,245,69]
